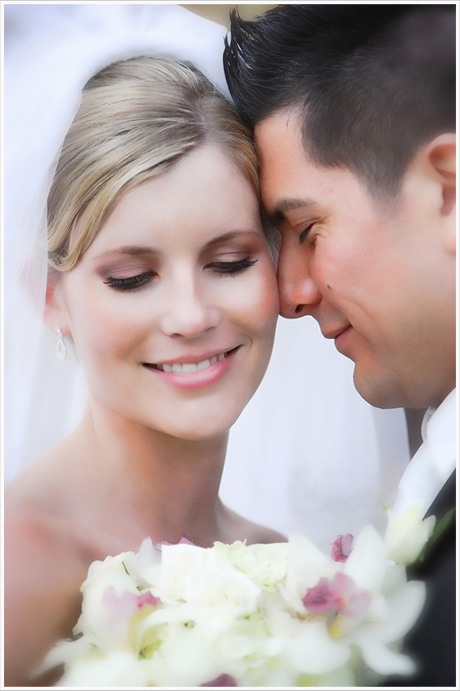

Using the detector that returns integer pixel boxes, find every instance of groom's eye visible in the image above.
[299,224,314,245]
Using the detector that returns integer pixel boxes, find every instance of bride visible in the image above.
[4,5,285,685]
[3,4,411,686]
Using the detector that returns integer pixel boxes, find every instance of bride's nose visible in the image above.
[160,276,221,338]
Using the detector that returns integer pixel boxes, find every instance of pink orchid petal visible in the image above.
[303,577,337,614]
[136,591,160,609]
[331,573,371,616]
[102,586,159,617]
[331,534,354,562]
[102,585,137,617]
[156,536,197,549]
[200,674,237,687]
[331,572,355,599]
[304,572,371,618]
[342,590,372,617]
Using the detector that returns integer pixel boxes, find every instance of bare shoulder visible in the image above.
[4,511,88,686]
[244,520,287,545]
[218,503,287,545]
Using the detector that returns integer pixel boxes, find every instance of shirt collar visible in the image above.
[422,388,457,483]
[392,388,456,516]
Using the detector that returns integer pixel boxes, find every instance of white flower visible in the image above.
[155,542,210,603]
[343,524,387,593]
[158,543,261,631]
[384,504,436,566]
[134,536,162,584]
[59,650,152,687]
[293,524,427,680]
[44,530,428,687]
[75,550,145,648]
[144,623,231,687]
[345,580,426,677]
[214,540,290,590]
[283,619,352,675]
[283,532,337,613]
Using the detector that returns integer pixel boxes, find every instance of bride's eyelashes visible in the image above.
[103,257,258,292]
[103,271,157,292]
[207,257,258,276]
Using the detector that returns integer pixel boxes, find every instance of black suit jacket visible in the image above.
[385,470,456,687]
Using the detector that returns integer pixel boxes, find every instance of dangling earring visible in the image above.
[55,327,67,362]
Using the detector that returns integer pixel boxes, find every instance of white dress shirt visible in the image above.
[392,388,457,516]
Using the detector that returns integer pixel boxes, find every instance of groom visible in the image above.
[224,4,456,687]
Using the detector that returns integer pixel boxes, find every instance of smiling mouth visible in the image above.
[322,325,351,340]
[150,349,236,374]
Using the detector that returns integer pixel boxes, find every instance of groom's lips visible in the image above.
[334,326,352,353]
[321,324,353,353]
[322,324,351,340]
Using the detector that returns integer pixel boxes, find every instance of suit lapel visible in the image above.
[424,469,456,519]
[409,470,456,577]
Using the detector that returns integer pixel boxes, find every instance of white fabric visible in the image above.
[3,3,411,550]
[391,388,457,516]
[221,317,410,549]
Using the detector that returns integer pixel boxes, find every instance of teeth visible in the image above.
[157,352,227,374]
[196,359,211,372]
[182,362,201,373]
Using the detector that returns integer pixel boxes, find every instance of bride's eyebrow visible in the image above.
[93,246,160,260]
[204,230,261,249]
[92,232,261,265]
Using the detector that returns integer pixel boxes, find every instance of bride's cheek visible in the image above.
[70,309,127,364]
[237,267,279,336]
[254,263,280,325]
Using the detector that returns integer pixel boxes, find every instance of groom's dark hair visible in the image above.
[223,4,456,199]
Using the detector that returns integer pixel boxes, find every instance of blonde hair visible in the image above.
[47,57,260,271]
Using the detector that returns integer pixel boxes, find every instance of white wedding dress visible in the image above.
[3,3,411,551]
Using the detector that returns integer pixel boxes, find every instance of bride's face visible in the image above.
[54,145,279,440]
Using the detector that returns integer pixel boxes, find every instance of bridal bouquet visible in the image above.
[43,511,434,687]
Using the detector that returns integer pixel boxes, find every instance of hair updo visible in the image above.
[47,56,260,272]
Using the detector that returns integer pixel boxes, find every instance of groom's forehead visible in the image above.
[256,113,369,222]
[255,111,314,213]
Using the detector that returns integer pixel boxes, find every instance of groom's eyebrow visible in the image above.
[268,197,316,226]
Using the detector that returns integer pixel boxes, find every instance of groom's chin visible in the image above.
[352,367,404,410]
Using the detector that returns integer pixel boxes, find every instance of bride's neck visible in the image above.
[65,403,230,548]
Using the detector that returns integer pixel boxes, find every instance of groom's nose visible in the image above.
[277,242,321,318]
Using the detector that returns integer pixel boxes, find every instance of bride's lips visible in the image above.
[142,347,240,390]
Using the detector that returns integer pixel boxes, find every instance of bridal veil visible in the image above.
[3,3,411,548]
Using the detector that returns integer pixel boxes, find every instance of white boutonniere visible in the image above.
[383,504,436,566]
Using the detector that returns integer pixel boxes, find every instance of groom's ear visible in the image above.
[44,271,71,335]
[423,133,456,255]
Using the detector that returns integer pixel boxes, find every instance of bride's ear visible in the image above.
[44,271,71,335]
[423,133,456,255]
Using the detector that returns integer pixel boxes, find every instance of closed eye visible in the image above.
[299,224,314,245]
[103,271,156,291]
[208,257,258,276]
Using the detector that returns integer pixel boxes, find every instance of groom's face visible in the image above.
[255,110,456,410]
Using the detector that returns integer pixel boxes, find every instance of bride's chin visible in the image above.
[164,411,241,443]
[173,422,234,443]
